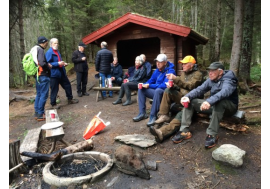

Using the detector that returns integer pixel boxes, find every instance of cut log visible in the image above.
[20,139,94,165]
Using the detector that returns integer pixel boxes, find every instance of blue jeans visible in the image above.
[138,88,164,117]
[34,75,50,115]
[99,73,111,97]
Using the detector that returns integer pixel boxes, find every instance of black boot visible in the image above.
[122,87,132,106]
[112,86,124,105]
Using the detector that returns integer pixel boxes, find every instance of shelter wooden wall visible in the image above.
[94,23,197,76]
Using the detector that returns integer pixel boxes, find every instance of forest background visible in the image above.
[9,0,261,91]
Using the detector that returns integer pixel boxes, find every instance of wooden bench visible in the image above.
[93,86,121,102]
[93,68,155,102]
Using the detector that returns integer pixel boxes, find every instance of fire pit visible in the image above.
[43,151,113,187]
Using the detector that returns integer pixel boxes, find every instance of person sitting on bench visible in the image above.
[109,57,123,97]
[112,56,148,106]
[171,62,238,149]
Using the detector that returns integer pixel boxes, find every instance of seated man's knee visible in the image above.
[155,88,164,95]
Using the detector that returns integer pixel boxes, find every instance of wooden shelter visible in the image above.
[82,12,208,75]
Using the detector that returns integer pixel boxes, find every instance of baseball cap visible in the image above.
[79,42,87,48]
[178,55,196,64]
[154,54,167,62]
[38,36,48,44]
[206,62,224,70]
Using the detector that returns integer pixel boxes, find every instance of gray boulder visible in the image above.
[212,144,246,167]
[114,145,150,179]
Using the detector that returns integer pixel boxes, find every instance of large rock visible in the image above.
[114,145,150,179]
[212,144,246,167]
[114,134,156,148]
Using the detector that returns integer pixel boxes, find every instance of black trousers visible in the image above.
[76,71,88,93]
[50,76,73,106]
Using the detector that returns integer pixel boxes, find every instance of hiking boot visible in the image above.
[112,99,122,105]
[34,112,38,120]
[133,113,148,122]
[122,100,132,106]
[147,115,157,127]
[82,92,89,96]
[171,131,192,144]
[68,99,79,104]
[77,92,82,97]
[205,135,219,149]
[51,104,61,109]
[149,126,163,143]
[155,114,170,124]
[37,114,45,121]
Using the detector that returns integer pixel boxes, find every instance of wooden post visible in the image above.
[9,139,28,184]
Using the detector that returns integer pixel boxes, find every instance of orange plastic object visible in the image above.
[83,115,106,140]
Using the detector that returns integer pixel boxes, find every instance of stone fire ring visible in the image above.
[43,151,114,187]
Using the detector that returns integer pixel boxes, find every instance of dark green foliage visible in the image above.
[250,64,261,82]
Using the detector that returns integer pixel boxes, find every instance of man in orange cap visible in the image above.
[149,55,203,143]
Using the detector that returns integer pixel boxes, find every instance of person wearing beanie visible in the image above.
[112,56,148,106]
[72,41,89,97]
[46,38,79,109]
[149,55,203,143]
[33,36,52,121]
[132,53,176,127]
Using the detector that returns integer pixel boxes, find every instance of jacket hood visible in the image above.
[220,70,238,83]
[163,61,175,72]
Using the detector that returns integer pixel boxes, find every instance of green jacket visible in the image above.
[172,69,203,96]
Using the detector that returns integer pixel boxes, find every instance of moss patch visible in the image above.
[214,161,238,175]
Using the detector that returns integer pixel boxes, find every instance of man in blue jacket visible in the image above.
[172,62,238,149]
[95,41,114,98]
[46,38,79,109]
[133,54,176,127]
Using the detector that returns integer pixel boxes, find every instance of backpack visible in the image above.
[22,53,38,76]
[22,45,40,82]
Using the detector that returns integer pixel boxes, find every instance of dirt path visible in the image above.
[9,65,261,188]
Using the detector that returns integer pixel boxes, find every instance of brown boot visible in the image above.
[149,126,163,143]
[155,114,170,124]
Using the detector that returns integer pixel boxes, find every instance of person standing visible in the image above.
[109,57,123,97]
[95,41,114,98]
[133,54,176,127]
[33,36,52,121]
[45,38,79,109]
[172,62,238,149]
[112,56,148,106]
[72,42,89,97]
[149,55,203,143]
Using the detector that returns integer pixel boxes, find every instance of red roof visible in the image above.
[82,12,197,45]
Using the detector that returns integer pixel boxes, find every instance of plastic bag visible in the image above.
[83,112,110,140]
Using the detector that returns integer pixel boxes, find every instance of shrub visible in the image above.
[250,64,261,81]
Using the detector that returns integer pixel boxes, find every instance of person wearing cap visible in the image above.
[72,42,89,97]
[46,38,79,109]
[171,62,238,149]
[95,41,114,98]
[149,55,203,142]
[133,53,176,127]
[33,36,52,121]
